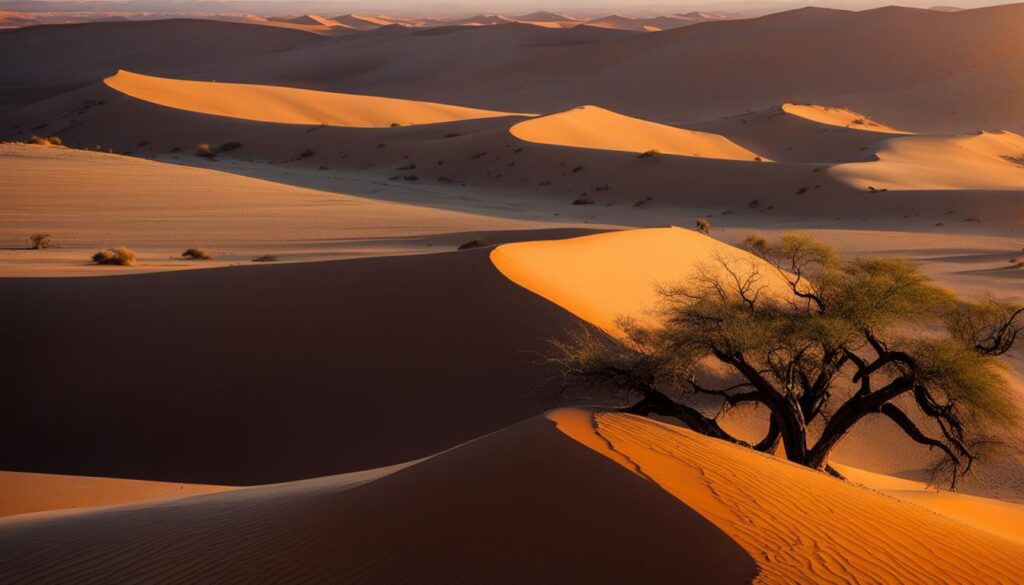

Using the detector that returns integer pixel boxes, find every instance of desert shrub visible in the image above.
[181,247,213,260]
[634,196,653,208]
[572,197,594,205]
[218,141,242,152]
[390,122,401,128]
[28,135,62,146]
[28,233,52,249]
[695,218,712,234]
[92,247,137,266]
[299,148,316,158]
[458,239,487,250]
[196,143,215,158]
[571,165,584,173]
[638,149,659,158]
[252,255,279,262]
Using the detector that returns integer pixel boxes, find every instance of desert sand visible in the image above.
[509,105,764,160]
[3,5,1024,583]
[105,70,527,128]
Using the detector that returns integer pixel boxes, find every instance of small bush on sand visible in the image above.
[638,149,659,158]
[181,247,213,260]
[252,254,279,262]
[299,148,316,158]
[28,233,52,249]
[29,135,62,146]
[695,218,712,234]
[572,197,594,205]
[92,247,137,266]
[196,143,215,158]
[458,239,486,250]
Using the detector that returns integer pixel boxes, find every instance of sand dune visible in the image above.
[492,227,781,332]
[0,143,559,276]
[830,130,1024,191]
[0,244,593,484]
[105,70,527,128]
[2,409,1021,583]
[781,103,910,134]
[0,18,316,107]
[0,472,231,519]
[834,463,1024,545]
[553,409,1024,584]
[0,413,755,585]
[509,106,765,161]
[690,104,903,163]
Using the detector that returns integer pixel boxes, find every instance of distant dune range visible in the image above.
[2,5,1024,131]
[4,71,1021,232]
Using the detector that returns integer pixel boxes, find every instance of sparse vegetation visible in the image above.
[695,218,712,234]
[299,148,316,158]
[28,135,62,146]
[634,196,653,208]
[252,255,279,262]
[572,197,594,205]
[28,233,52,250]
[92,247,137,266]
[181,247,213,260]
[571,165,584,173]
[638,149,659,158]
[457,239,487,250]
[195,143,216,158]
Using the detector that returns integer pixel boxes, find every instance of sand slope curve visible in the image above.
[830,130,1024,191]
[553,409,1024,584]
[105,70,527,128]
[0,414,756,585]
[509,105,765,160]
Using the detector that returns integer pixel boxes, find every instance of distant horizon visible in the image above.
[2,0,1020,17]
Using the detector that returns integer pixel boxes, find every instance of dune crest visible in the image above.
[830,130,1024,191]
[509,106,765,161]
[551,409,1024,584]
[781,103,910,134]
[104,70,528,128]
[490,227,786,334]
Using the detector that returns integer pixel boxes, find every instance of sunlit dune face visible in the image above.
[509,106,767,161]
[830,130,1024,191]
[490,227,788,335]
[104,70,530,128]
[550,408,1024,584]
[782,103,911,134]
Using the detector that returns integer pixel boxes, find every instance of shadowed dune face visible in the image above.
[104,70,529,127]
[509,105,765,160]
[0,415,757,585]
[552,410,1024,584]
[0,19,317,107]
[0,248,586,484]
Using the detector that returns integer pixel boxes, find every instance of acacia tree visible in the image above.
[547,234,1022,488]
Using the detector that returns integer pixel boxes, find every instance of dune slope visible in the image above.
[0,415,756,585]
[105,70,527,127]
[830,130,1024,191]
[0,472,231,519]
[0,247,585,484]
[510,105,764,160]
[491,227,783,332]
[553,409,1024,584]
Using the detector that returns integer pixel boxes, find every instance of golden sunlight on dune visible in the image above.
[833,463,1024,545]
[830,130,1024,191]
[104,70,527,128]
[509,105,765,160]
[781,103,910,134]
[551,408,1024,585]
[0,472,232,519]
[490,227,784,333]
